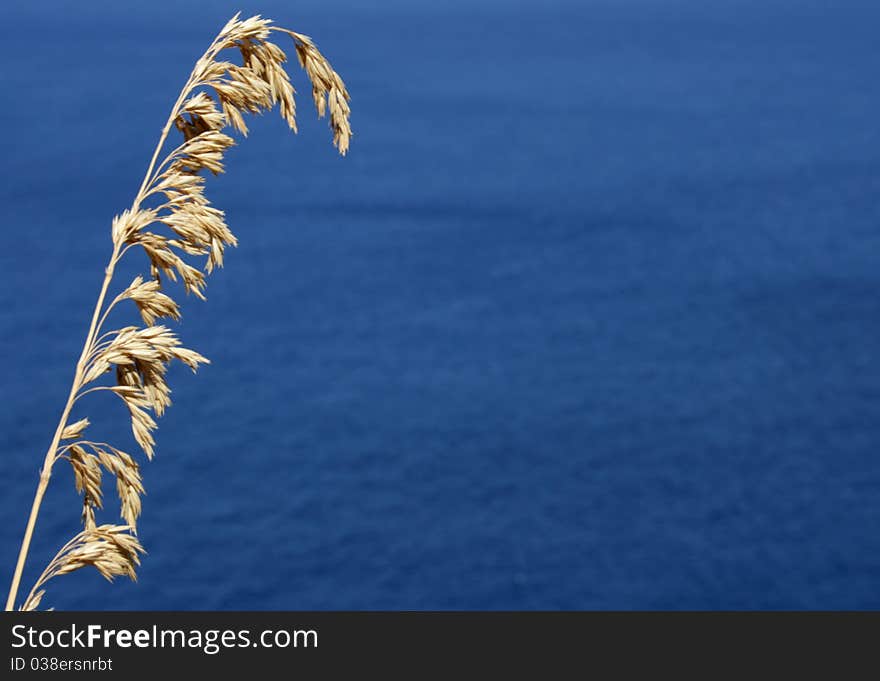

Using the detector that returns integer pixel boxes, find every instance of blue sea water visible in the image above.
[1,0,879,610]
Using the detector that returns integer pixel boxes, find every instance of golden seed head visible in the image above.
[23,12,350,611]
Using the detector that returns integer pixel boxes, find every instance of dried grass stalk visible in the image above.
[5,13,351,611]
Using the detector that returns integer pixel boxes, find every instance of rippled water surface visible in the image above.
[1,0,879,609]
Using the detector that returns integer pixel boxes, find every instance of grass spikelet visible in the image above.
[60,418,90,441]
[67,445,103,528]
[5,13,351,611]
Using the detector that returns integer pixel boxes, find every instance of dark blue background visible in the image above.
[1,0,879,609]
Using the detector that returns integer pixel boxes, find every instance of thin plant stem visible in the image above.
[3,73,196,611]
[4,250,118,611]
[5,13,351,612]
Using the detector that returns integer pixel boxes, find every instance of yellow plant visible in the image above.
[5,13,351,611]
